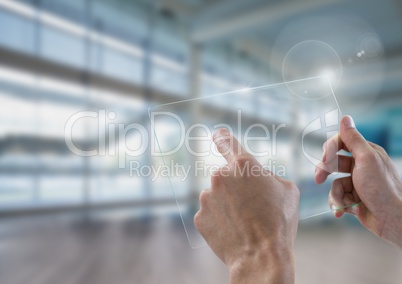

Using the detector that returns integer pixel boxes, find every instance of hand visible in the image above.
[315,115,402,249]
[194,128,299,284]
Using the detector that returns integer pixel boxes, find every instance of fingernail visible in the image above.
[351,203,360,214]
[352,203,360,208]
[331,204,338,211]
[343,115,355,129]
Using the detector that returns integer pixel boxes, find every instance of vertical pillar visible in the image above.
[188,43,202,211]
[82,0,92,212]
[32,0,42,202]
[139,2,156,219]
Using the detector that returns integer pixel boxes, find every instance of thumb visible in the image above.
[340,115,370,158]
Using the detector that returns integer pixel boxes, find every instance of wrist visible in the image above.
[393,181,402,250]
[228,240,295,284]
[382,180,402,250]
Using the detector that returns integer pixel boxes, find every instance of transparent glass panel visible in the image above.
[149,76,354,248]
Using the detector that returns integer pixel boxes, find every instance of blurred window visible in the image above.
[0,10,35,54]
[40,26,86,68]
[101,47,143,83]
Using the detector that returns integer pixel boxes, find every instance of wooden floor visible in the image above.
[0,210,401,284]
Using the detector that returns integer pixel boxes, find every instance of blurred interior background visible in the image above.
[0,0,402,283]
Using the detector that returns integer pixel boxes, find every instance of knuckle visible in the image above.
[335,178,347,191]
[219,165,232,179]
[326,139,340,159]
[199,190,210,207]
[234,155,250,168]
[283,179,293,188]
[282,180,300,195]
[323,159,335,172]
[211,171,222,186]
[194,211,203,230]
[332,178,342,188]
[327,137,337,150]
[358,149,379,164]
[316,161,329,173]
[376,145,387,155]
[324,133,339,151]
[338,156,347,171]
[369,142,386,154]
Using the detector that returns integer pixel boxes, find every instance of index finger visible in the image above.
[212,128,254,165]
